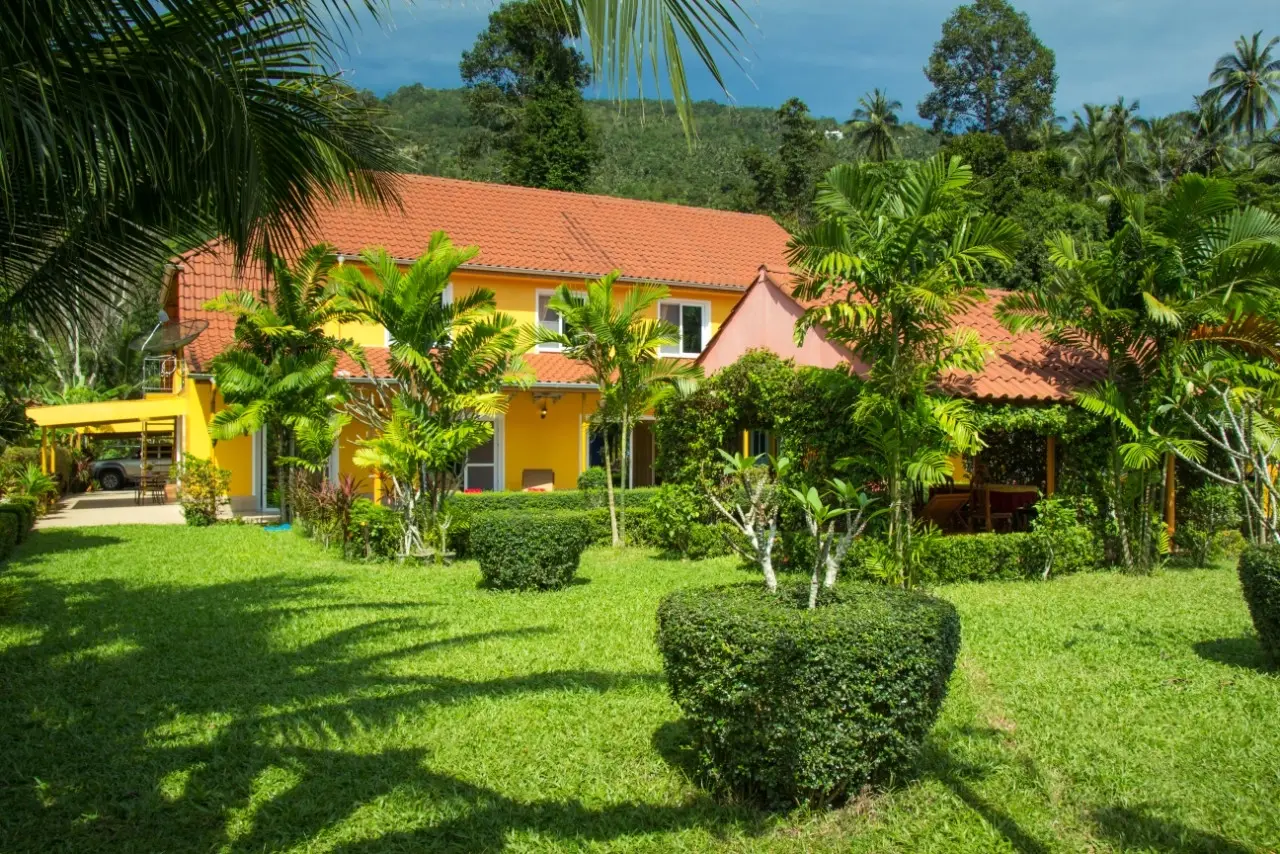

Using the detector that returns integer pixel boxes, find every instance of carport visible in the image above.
[25,396,188,527]
[26,396,187,475]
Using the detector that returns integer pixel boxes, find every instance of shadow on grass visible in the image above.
[1193,637,1273,674]
[918,737,1052,854]
[0,568,749,853]
[13,528,126,559]
[1090,804,1254,853]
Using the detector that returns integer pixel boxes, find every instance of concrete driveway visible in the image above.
[36,490,184,528]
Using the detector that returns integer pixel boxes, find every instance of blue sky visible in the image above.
[339,1,1277,121]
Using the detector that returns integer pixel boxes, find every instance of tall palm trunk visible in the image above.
[601,429,620,547]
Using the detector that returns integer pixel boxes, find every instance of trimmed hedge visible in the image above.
[349,499,404,561]
[656,582,961,807]
[446,488,658,556]
[0,512,17,560]
[1238,545,1280,667]
[472,510,594,590]
[0,499,36,541]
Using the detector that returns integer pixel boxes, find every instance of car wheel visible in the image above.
[99,470,123,491]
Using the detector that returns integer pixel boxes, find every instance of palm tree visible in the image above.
[997,175,1280,572]
[848,89,902,162]
[537,272,698,546]
[1253,129,1280,172]
[1137,115,1191,189]
[565,0,749,137]
[2,0,748,323]
[205,244,364,519]
[1188,93,1243,173]
[1208,31,1280,138]
[1,0,402,324]
[336,232,531,560]
[1103,97,1143,178]
[1030,116,1068,152]
[787,155,1022,588]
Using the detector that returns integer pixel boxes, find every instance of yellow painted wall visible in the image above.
[324,319,385,347]
[503,390,598,491]
[185,379,255,498]
[332,263,742,346]
[183,266,747,496]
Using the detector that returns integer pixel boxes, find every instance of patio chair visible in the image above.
[919,491,972,533]
[521,469,555,492]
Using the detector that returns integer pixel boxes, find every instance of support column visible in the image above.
[372,469,383,505]
[1046,436,1056,497]
[1164,453,1176,539]
[40,428,49,474]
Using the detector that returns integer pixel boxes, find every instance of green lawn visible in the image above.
[0,526,1276,853]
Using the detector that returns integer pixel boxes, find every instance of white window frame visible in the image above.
[385,282,453,347]
[536,289,565,352]
[657,299,712,357]
[462,415,504,492]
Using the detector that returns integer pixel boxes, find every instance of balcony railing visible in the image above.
[142,355,182,394]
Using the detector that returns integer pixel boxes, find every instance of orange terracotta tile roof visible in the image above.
[178,174,789,383]
[758,270,1105,404]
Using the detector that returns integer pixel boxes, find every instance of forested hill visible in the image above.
[374,85,938,210]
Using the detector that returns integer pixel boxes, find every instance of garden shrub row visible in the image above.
[445,488,659,556]
[0,496,38,542]
[472,510,594,590]
[1238,544,1280,667]
[656,581,961,807]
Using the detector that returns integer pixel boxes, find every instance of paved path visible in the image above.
[36,490,184,528]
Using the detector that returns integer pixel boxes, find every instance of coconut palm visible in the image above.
[336,232,531,560]
[0,0,403,324]
[566,0,749,137]
[1208,31,1280,138]
[537,272,698,546]
[1102,97,1144,179]
[848,89,902,162]
[1,0,748,324]
[787,155,1022,588]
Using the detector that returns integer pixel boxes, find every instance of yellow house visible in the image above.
[31,174,792,512]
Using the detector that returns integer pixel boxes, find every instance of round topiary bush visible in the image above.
[655,582,961,807]
[472,510,593,590]
[1238,544,1280,667]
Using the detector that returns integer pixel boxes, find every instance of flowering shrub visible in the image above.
[175,457,230,526]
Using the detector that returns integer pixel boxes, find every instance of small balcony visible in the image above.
[142,355,183,394]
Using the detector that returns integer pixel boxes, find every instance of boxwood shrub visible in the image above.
[656,582,961,807]
[1238,545,1280,667]
[446,488,658,556]
[0,501,34,541]
[0,512,18,560]
[472,510,594,590]
[837,529,1101,584]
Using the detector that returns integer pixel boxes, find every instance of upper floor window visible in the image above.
[385,282,452,347]
[658,300,711,357]
[536,289,583,352]
[537,290,563,352]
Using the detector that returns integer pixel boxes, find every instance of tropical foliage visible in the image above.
[0,0,401,324]
[335,232,531,561]
[997,175,1280,570]
[536,272,697,545]
[206,244,360,520]
[788,154,1021,587]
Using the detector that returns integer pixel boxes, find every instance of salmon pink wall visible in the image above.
[697,277,861,375]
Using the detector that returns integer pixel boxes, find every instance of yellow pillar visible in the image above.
[1164,454,1176,539]
[40,428,49,474]
[1046,436,1056,496]
[741,430,749,457]
[372,469,383,505]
